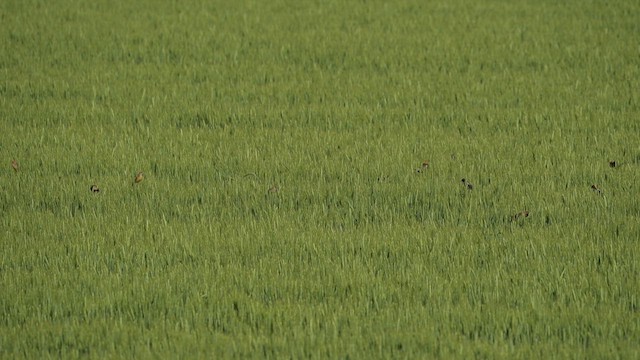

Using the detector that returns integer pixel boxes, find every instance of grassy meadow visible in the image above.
[1,0,639,358]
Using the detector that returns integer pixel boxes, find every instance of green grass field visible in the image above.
[1,0,639,358]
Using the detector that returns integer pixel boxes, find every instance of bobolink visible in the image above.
[11,159,18,172]
[90,185,100,193]
[511,210,529,221]
[461,178,473,190]
[416,160,430,174]
[134,172,144,185]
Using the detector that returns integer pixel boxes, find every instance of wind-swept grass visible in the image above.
[1,0,639,358]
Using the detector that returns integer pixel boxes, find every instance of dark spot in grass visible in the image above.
[233,301,239,314]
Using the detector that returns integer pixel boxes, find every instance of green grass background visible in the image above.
[1,0,639,358]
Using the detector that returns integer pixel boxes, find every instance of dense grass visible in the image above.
[1,0,639,358]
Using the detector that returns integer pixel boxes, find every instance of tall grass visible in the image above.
[1,0,639,358]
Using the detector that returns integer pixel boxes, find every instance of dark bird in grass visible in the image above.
[591,184,602,194]
[133,172,144,185]
[90,184,100,193]
[11,159,18,172]
[609,160,619,168]
[511,210,529,222]
[461,178,473,190]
